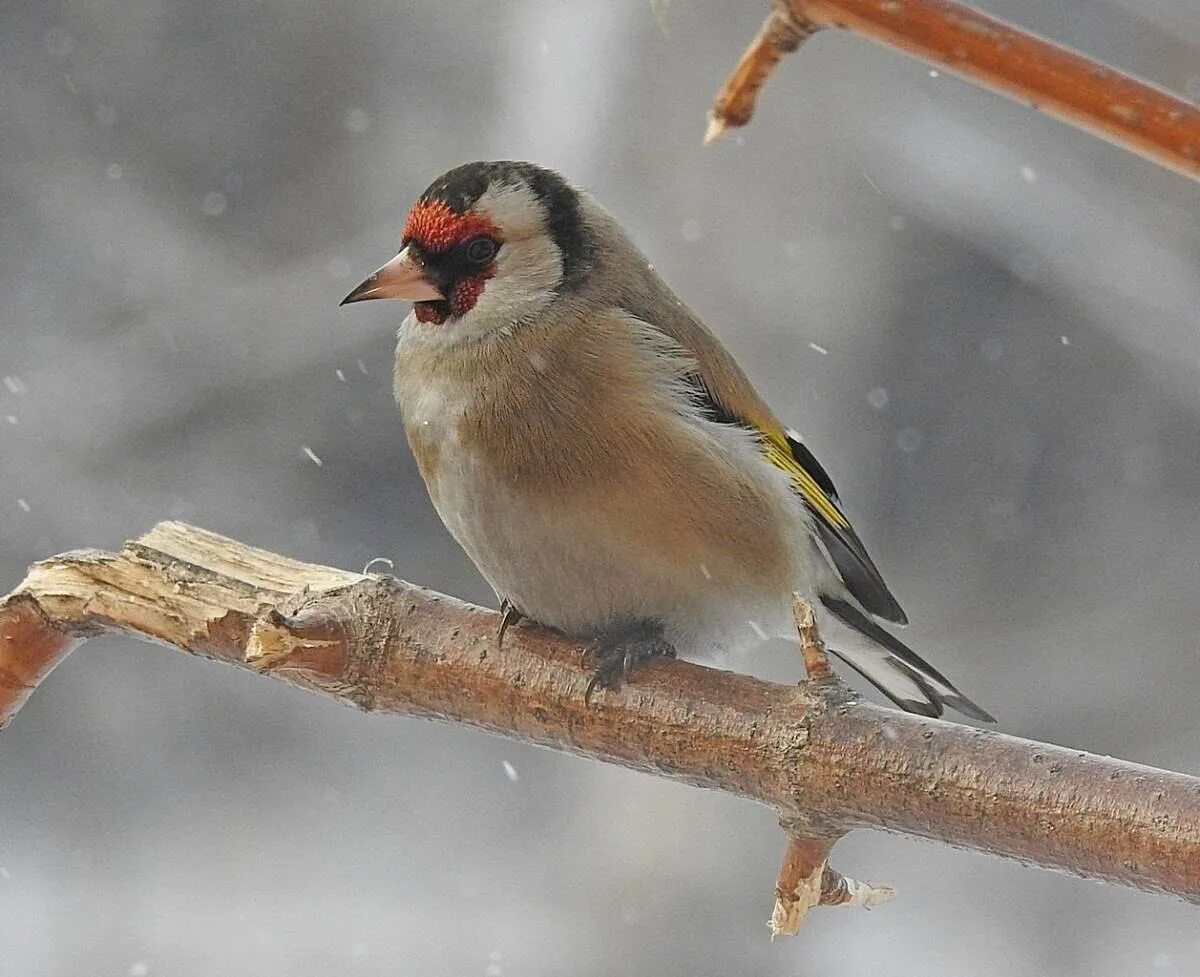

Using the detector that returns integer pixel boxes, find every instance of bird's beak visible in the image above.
[339,247,443,306]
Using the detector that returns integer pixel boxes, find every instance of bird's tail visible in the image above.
[819,596,995,722]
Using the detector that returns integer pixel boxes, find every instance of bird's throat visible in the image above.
[414,300,451,324]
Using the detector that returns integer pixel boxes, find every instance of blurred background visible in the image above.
[3,0,1199,973]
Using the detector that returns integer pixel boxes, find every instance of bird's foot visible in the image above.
[496,598,525,648]
[583,621,676,703]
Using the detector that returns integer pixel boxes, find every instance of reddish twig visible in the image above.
[705,4,821,144]
[707,0,1200,183]
[0,598,80,730]
[769,601,892,934]
[792,596,834,683]
[771,830,894,936]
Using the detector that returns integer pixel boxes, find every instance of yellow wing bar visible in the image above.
[758,429,850,530]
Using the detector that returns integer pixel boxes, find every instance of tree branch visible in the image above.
[771,831,895,936]
[2,522,1199,932]
[707,0,1200,183]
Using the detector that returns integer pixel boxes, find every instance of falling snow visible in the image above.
[980,337,1004,361]
[344,108,371,133]
[9,11,1191,968]
[896,428,923,453]
[201,192,227,217]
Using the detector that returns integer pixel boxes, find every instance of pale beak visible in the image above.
[339,247,443,306]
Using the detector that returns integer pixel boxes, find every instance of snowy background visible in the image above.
[3,1,1200,974]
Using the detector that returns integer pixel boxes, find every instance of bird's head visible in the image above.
[341,161,592,342]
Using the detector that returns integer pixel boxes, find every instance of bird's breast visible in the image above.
[391,316,804,640]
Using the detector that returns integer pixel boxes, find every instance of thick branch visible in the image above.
[708,0,1200,183]
[2,522,1199,908]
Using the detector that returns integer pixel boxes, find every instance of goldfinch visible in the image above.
[341,161,992,721]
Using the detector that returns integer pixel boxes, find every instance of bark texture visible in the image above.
[2,522,1198,920]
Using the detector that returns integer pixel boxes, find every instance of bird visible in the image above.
[340,160,993,722]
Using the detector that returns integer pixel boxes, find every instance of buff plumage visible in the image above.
[342,161,992,722]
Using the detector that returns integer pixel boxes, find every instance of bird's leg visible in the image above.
[496,598,525,649]
[583,620,676,703]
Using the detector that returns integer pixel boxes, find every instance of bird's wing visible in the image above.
[685,372,908,625]
[642,309,906,624]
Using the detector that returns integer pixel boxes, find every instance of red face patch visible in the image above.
[413,303,447,325]
[449,270,493,317]
[404,199,501,324]
[412,268,496,325]
[402,199,499,253]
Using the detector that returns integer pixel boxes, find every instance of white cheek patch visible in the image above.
[474,182,546,238]
[469,235,560,323]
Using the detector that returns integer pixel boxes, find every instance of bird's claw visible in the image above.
[496,598,525,648]
[583,622,675,704]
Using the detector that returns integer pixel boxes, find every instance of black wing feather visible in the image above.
[786,431,909,626]
[686,378,907,624]
[786,437,840,501]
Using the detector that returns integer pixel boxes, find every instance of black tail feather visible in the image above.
[820,595,995,723]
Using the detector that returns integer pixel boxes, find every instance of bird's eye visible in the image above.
[465,236,499,264]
